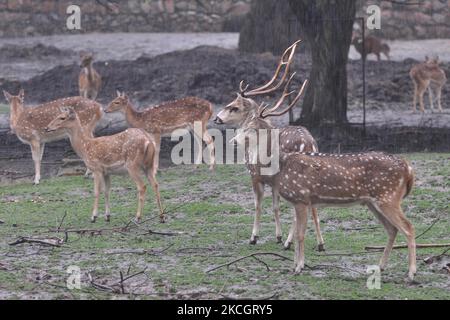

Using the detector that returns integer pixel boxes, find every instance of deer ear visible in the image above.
[3,90,12,102]
[116,90,121,97]
[18,89,24,103]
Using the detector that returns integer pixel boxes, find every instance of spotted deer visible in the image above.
[45,107,164,223]
[3,90,103,184]
[352,34,390,61]
[79,52,102,100]
[215,40,324,251]
[223,72,417,280]
[106,92,216,170]
[410,56,447,113]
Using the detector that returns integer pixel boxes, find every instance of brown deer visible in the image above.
[79,52,102,100]
[223,71,417,280]
[410,56,447,113]
[105,93,216,171]
[214,40,325,251]
[352,34,390,61]
[45,107,164,223]
[3,90,103,184]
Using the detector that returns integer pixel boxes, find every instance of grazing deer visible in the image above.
[106,92,216,170]
[214,40,325,251]
[410,56,447,113]
[45,107,164,223]
[352,34,390,61]
[79,52,102,100]
[224,71,417,280]
[3,90,103,184]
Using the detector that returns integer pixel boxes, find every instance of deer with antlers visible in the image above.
[215,40,325,251]
[3,90,103,185]
[106,93,215,171]
[45,107,164,223]
[410,56,447,113]
[217,41,417,280]
[79,52,102,100]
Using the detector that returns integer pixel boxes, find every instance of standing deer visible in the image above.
[3,90,103,184]
[352,35,390,61]
[214,40,325,250]
[45,107,164,223]
[106,93,216,171]
[79,52,102,100]
[223,72,417,280]
[410,56,447,113]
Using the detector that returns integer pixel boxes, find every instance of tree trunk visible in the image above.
[288,0,356,127]
[238,0,300,55]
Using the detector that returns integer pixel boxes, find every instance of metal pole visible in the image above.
[361,17,366,136]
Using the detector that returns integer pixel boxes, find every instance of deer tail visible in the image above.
[143,137,157,178]
[403,162,415,199]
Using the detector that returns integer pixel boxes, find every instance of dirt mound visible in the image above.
[0,46,448,110]
[0,43,76,61]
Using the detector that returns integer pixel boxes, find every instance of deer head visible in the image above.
[215,40,303,127]
[80,52,94,68]
[45,107,77,132]
[3,89,25,129]
[105,91,129,113]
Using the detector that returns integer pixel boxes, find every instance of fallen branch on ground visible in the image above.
[206,252,292,273]
[365,243,450,251]
[87,268,148,294]
[415,217,441,239]
[8,236,64,247]
[424,247,450,264]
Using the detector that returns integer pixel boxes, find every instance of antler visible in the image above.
[260,77,308,119]
[240,40,301,97]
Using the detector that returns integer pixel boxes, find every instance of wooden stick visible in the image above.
[365,243,450,251]
[206,252,292,273]
[8,236,63,247]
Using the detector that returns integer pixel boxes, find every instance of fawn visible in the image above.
[352,35,390,61]
[410,56,447,113]
[79,52,102,100]
[3,90,103,184]
[46,107,164,223]
[106,92,216,170]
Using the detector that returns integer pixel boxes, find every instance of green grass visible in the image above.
[0,153,449,299]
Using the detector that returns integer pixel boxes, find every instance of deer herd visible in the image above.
[2,38,447,282]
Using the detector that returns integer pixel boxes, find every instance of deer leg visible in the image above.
[192,127,203,168]
[146,169,164,223]
[436,85,443,112]
[30,141,42,185]
[418,81,429,113]
[250,180,264,245]
[294,203,308,273]
[367,203,398,271]
[128,167,147,223]
[284,218,295,250]
[202,122,215,171]
[311,207,325,251]
[152,133,161,173]
[427,87,434,111]
[104,174,111,221]
[379,203,416,281]
[91,172,103,223]
[272,186,282,243]
[412,82,418,112]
